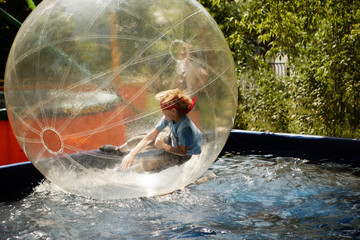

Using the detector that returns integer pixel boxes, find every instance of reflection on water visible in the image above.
[1,154,360,239]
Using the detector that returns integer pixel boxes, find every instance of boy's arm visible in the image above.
[120,128,160,171]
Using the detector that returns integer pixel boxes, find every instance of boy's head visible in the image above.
[155,88,194,114]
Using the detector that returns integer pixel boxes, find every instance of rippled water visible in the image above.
[1,154,360,239]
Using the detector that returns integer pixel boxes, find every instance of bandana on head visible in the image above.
[160,96,197,114]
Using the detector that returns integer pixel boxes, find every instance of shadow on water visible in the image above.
[1,154,360,239]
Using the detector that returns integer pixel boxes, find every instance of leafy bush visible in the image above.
[199,0,360,138]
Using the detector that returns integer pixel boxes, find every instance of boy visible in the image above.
[100,88,202,172]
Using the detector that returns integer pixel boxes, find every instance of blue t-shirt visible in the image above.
[155,115,202,155]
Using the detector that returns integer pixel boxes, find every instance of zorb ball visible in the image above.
[5,0,237,199]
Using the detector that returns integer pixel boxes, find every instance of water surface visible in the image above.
[1,154,360,239]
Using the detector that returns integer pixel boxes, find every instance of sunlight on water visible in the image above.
[1,154,360,239]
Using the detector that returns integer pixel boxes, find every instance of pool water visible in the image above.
[1,154,360,239]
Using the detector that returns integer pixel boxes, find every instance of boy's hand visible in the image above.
[156,136,188,156]
[154,137,166,149]
[120,152,135,171]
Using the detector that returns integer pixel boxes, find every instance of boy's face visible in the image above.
[161,108,177,122]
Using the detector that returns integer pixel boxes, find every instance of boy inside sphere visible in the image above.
[100,88,202,172]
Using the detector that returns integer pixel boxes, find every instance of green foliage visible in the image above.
[26,0,36,10]
[199,0,360,138]
[199,0,265,71]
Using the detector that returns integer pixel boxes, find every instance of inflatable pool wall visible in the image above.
[223,130,360,167]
